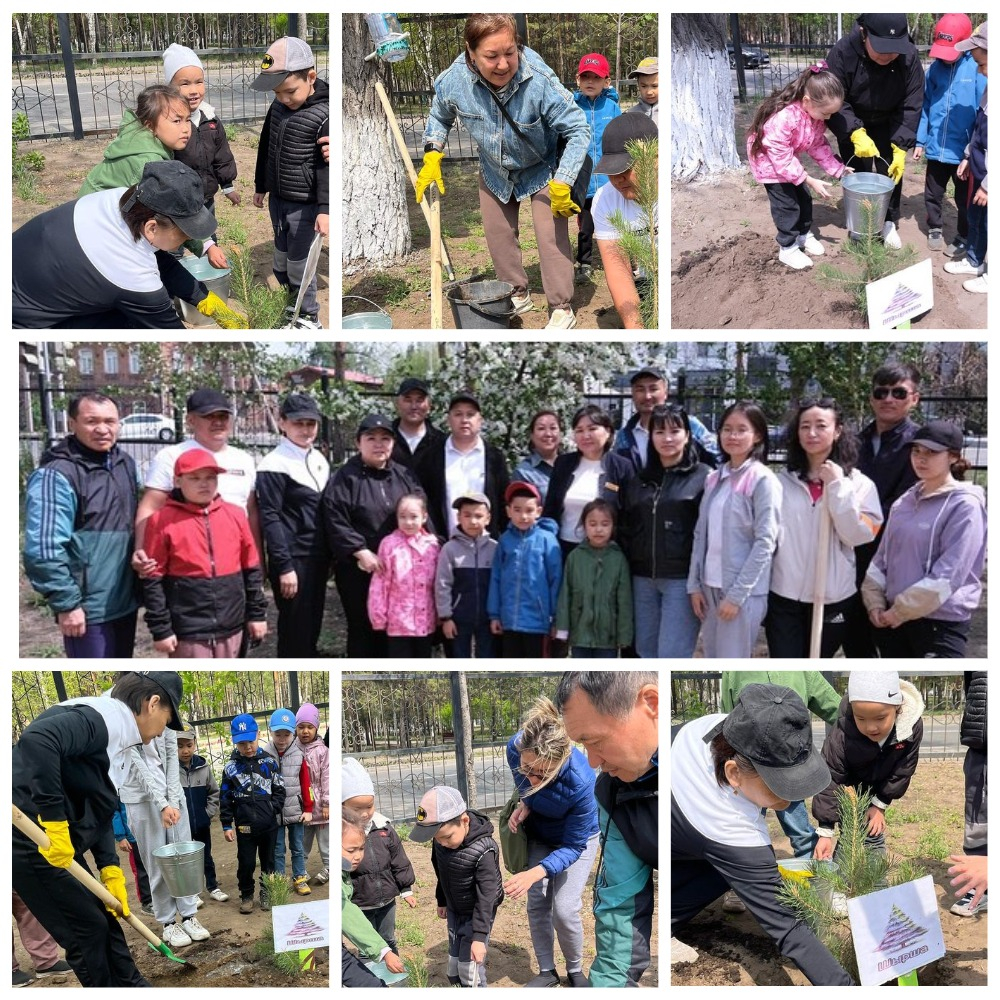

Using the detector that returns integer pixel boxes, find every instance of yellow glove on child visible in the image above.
[548,180,580,218]
[99,864,131,918]
[196,291,248,330]
[888,143,906,184]
[415,150,445,203]
[37,817,74,869]
[850,127,881,160]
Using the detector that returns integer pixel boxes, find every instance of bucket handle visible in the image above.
[468,302,516,320]
[845,154,891,174]
[342,295,390,318]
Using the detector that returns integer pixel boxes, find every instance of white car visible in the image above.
[118,413,175,442]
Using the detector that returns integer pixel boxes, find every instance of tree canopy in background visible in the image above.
[726,12,988,47]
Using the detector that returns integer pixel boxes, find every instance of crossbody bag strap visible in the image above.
[478,73,556,173]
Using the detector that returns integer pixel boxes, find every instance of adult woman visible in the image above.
[505,697,598,988]
[687,401,780,658]
[415,13,590,330]
[322,414,423,658]
[621,404,710,658]
[672,683,854,985]
[542,404,634,557]
[862,421,986,658]
[13,160,222,328]
[512,410,563,503]
[767,398,882,657]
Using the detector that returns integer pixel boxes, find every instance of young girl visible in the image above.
[555,499,633,657]
[747,63,852,270]
[688,401,780,658]
[367,493,441,657]
[78,85,192,196]
[296,703,330,884]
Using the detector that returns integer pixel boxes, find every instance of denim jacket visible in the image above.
[424,47,591,202]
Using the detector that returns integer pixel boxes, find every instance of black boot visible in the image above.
[526,969,561,987]
[566,969,590,987]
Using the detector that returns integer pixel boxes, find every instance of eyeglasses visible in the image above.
[872,386,912,401]
[517,763,549,780]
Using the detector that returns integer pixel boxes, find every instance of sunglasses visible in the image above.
[872,386,912,401]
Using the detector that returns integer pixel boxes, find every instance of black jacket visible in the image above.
[858,416,920,518]
[391,418,447,470]
[174,104,237,201]
[826,26,925,150]
[220,747,285,834]
[543,451,635,527]
[349,816,416,910]
[621,454,710,579]
[414,438,509,540]
[961,672,987,751]
[322,455,423,563]
[431,810,504,941]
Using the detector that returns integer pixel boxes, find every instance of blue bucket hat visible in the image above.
[269,708,296,733]
[230,713,259,742]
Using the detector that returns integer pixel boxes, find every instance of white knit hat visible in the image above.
[163,43,204,85]
[848,670,903,705]
[342,757,375,802]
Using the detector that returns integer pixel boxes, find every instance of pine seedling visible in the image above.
[228,244,288,329]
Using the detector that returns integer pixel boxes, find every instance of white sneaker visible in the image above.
[209,887,229,902]
[511,293,534,315]
[945,257,984,276]
[194,895,204,910]
[964,273,988,294]
[798,232,825,255]
[161,923,193,949]
[778,245,813,270]
[881,221,902,250]
[545,308,577,329]
[312,867,330,885]
[180,917,211,942]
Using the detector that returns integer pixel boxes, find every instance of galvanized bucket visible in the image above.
[175,254,231,327]
[152,840,205,897]
[842,156,895,238]
[342,295,393,329]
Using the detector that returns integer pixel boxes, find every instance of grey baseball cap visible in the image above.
[408,785,468,843]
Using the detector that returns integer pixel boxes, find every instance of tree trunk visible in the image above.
[342,13,412,268]
[671,14,741,180]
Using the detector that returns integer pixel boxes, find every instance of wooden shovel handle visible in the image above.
[12,804,163,948]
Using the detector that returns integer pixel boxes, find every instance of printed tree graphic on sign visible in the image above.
[287,911,325,942]
[876,904,928,953]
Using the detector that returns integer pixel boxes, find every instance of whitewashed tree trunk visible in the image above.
[671,14,741,180]
[342,13,411,268]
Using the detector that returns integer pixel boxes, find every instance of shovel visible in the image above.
[283,231,325,328]
[12,804,195,968]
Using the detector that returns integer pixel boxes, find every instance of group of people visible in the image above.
[342,671,658,987]
[13,36,329,328]
[11,671,331,988]
[748,13,987,295]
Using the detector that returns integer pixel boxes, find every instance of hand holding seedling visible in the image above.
[866,805,886,836]
[813,836,834,861]
[206,245,229,269]
[385,952,406,974]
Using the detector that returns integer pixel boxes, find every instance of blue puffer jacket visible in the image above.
[916,54,987,164]
[573,87,620,197]
[486,516,562,634]
[506,737,598,876]
[424,46,590,202]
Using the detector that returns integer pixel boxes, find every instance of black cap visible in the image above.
[704,684,831,801]
[448,391,481,412]
[186,388,234,415]
[397,377,430,397]
[631,366,666,384]
[132,671,184,731]
[859,13,911,54]
[357,413,394,437]
[280,393,321,421]
[910,420,963,452]
[123,161,218,240]
[594,112,658,175]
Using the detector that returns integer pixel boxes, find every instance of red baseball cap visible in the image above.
[504,480,542,504]
[175,448,226,476]
[929,13,973,62]
[578,53,610,78]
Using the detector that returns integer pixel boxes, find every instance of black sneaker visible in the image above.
[566,969,590,987]
[259,891,271,912]
[13,971,34,988]
[35,960,72,977]
[526,969,561,987]
[944,237,968,258]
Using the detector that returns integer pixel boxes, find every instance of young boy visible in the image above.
[487,482,562,658]
[176,722,228,903]
[914,16,987,254]
[261,707,313,896]
[629,57,659,125]
[296,703,330,884]
[573,53,621,284]
[342,757,416,955]
[250,36,329,329]
[112,798,153,914]
[220,713,285,914]
[435,492,498,658]
[812,670,925,860]
[410,786,504,987]
[142,448,268,658]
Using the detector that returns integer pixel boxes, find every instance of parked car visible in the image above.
[727,43,770,68]
[118,413,175,441]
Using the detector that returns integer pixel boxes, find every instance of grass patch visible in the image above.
[396,822,413,841]
[915,827,952,862]
[397,920,425,948]
[28,644,64,658]
[365,273,412,307]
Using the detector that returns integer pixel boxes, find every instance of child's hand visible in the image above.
[279,569,299,599]
[317,136,330,163]
[385,952,406,974]
[490,620,503,635]
[161,805,180,828]
[948,854,988,909]
[973,187,987,207]
[248,621,268,641]
[866,805,886,836]
[805,175,833,199]
[957,159,970,181]
[717,599,740,622]
[154,635,178,655]
[841,166,855,175]
[322,806,328,821]
[437,906,447,919]
[314,213,329,237]
[404,894,417,908]
[356,548,381,574]
[912,146,923,162]
[224,829,235,843]
[225,190,242,207]
[301,812,312,824]
[253,192,266,209]
[690,591,706,621]
[813,836,834,861]
[441,620,458,639]
[470,941,487,964]
[131,548,159,578]
[206,244,229,270]
[117,838,131,853]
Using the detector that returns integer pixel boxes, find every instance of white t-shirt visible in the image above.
[560,458,603,543]
[591,182,658,241]
[444,436,485,534]
[145,439,256,510]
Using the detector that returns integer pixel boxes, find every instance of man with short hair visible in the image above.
[556,671,658,987]
[391,377,445,469]
[24,393,140,658]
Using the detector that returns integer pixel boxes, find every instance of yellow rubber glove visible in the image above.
[548,179,580,218]
[888,143,906,184]
[415,150,445,203]
[196,291,248,330]
[99,864,130,918]
[850,127,881,160]
[37,817,74,869]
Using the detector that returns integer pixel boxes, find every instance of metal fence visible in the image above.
[13,13,329,139]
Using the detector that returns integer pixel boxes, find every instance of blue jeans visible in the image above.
[965,194,986,268]
[633,576,700,658]
[776,800,818,858]
[447,624,495,658]
[274,822,306,878]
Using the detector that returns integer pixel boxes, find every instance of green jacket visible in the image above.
[556,541,633,650]
[720,671,841,725]
[341,872,388,960]
[79,110,173,197]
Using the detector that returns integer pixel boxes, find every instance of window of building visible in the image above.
[104,349,119,375]
[78,349,94,375]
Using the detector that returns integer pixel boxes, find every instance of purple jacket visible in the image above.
[747,101,846,185]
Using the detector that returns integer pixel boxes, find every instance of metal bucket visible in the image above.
[446,280,515,330]
[174,254,231,328]
[152,841,205,897]
[342,295,393,329]
[778,858,840,906]
[842,158,895,238]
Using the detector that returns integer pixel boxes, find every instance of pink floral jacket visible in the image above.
[300,738,329,826]
[746,100,846,185]
[367,528,440,637]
